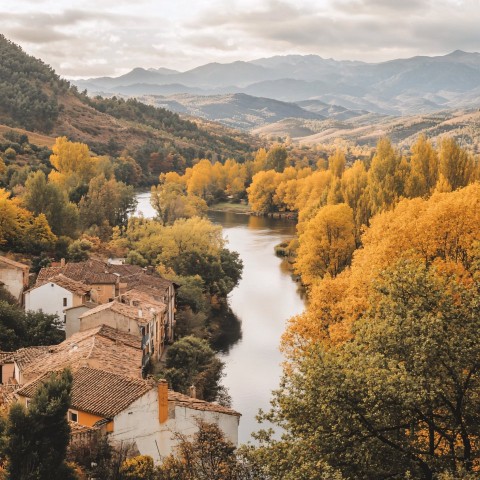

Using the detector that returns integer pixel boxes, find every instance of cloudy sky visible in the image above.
[3,0,480,78]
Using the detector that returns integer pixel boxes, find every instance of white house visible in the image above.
[16,368,240,462]
[24,274,95,323]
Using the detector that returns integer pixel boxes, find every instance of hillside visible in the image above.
[137,93,325,130]
[253,109,480,152]
[0,35,258,174]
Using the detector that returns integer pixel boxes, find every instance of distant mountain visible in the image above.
[74,51,480,118]
[138,93,326,130]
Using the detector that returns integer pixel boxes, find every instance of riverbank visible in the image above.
[209,202,297,220]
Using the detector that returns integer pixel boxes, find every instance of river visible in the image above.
[135,193,306,443]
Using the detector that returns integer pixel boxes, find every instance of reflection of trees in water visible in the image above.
[209,305,242,354]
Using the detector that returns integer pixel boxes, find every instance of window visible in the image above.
[63,297,67,307]
[68,410,78,423]
[26,399,31,409]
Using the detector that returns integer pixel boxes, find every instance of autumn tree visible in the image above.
[263,258,480,479]
[49,137,99,193]
[438,137,475,191]
[367,137,404,214]
[406,134,439,197]
[150,181,207,225]
[328,148,346,178]
[157,420,253,480]
[247,170,281,213]
[295,203,355,285]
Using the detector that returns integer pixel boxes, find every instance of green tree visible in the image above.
[262,259,480,479]
[265,145,288,172]
[163,336,227,402]
[0,301,64,351]
[5,369,75,480]
[23,170,79,238]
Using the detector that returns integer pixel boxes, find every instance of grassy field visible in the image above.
[208,202,251,214]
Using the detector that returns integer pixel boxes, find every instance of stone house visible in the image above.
[0,256,29,304]
[76,300,162,368]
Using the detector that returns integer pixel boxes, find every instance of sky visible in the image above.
[2,0,480,78]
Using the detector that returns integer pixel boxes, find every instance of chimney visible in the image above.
[188,385,196,399]
[138,309,143,318]
[158,380,168,424]
[61,258,65,267]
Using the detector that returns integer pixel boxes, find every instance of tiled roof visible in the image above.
[79,300,153,325]
[120,288,166,314]
[36,260,118,287]
[34,274,92,296]
[0,351,14,364]
[0,384,21,409]
[125,272,174,294]
[36,261,174,294]
[168,391,241,417]
[14,346,51,370]
[17,367,154,418]
[0,256,29,271]
[18,325,142,382]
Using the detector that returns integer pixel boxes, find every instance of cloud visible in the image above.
[2,0,480,76]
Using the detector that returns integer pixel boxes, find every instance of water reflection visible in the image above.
[210,305,243,354]
[208,210,305,443]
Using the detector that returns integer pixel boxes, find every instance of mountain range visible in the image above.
[74,51,480,119]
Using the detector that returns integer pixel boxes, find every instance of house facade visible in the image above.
[0,256,29,304]
[24,274,95,323]
[16,368,240,463]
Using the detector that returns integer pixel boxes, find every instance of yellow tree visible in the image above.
[295,203,355,285]
[438,137,475,191]
[247,170,281,213]
[367,137,403,214]
[49,137,99,192]
[328,148,346,178]
[406,134,438,197]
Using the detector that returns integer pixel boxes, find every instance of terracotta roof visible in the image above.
[69,421,97,434]
[0,256,29,271]
[64,301,98,312]
[14,346,50,370]
[107,264,144,276]
[36,260,118,287]
[0,351,14,364]
[120,289,166,314]
[18,325,143,382]
[33,274,92,296]
[17,367,154,418]
[0,384,21,409]
[168,391,241,417]
[79,300,153,325]
[125,272,174,294]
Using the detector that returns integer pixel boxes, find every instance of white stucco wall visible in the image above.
[65,305,92,338]
[0,265,25,303]
[24,282,73,321]
[112,389,239,463]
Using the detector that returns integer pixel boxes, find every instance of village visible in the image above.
[0,255,240,463]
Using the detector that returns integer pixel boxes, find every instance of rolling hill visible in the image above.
[0,35,258,171]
